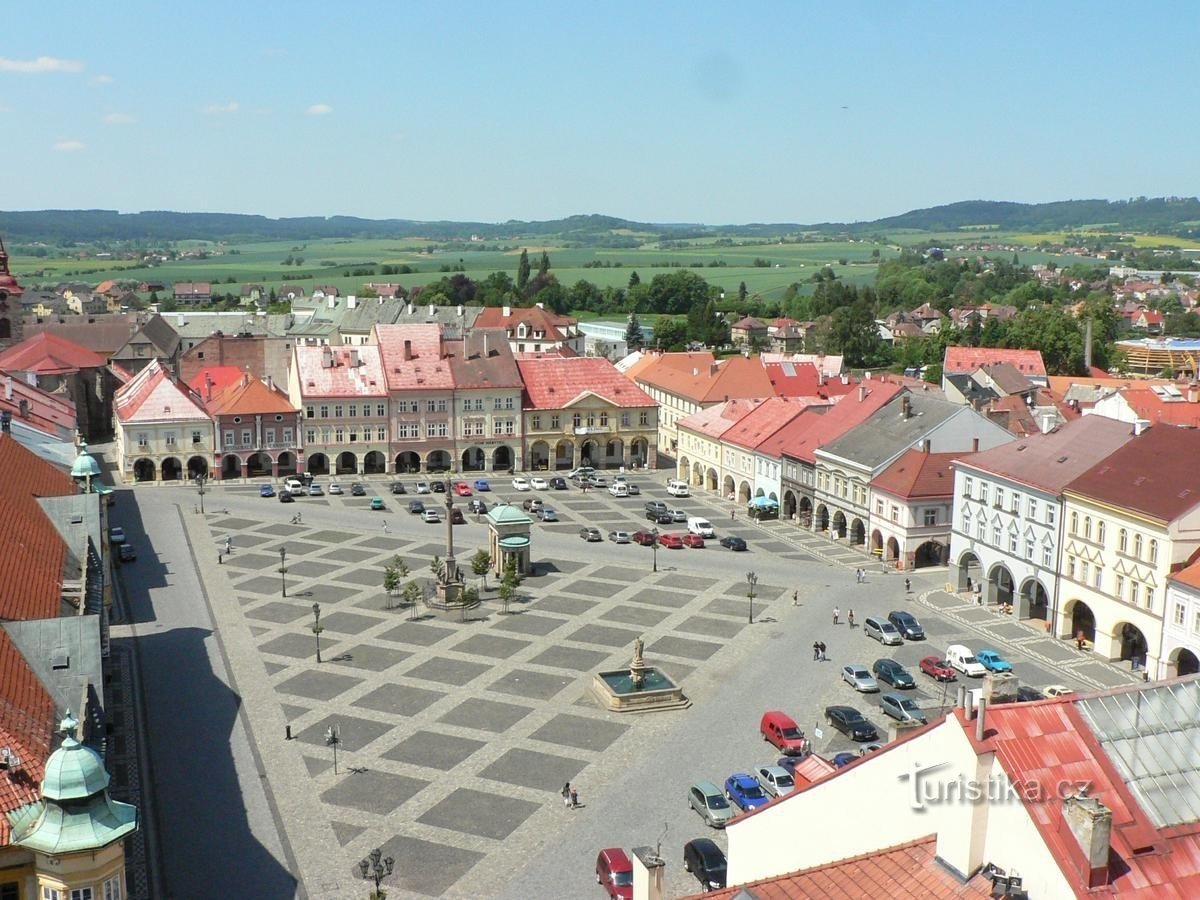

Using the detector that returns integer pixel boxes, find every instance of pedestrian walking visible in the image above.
[854,568,861,583]
[570,785,579,809]
[818,641,827,661]
[812,641,820,661]
[218,551,223,565]
[731,508,736,520]
[561,782,571,807]
[905,577,911,594]
[225,536,232,555]
[848,609,855,628]
[832,606,840,625]
[792,589,799,606]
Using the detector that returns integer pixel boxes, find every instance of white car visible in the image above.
[946,644,988,678]
[415,481,431,494]
[755,765,796,798]
[328,482,344,495]
[567,466,595,480]
[1042,685,1076,699]
[421,509,441,523]
[511,477,531,491]
[530,476,549,490]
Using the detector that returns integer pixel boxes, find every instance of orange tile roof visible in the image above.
[294,346,388,398]
[0,332,107,375]
[517,356,655,409]
[636,354,774,404]
[188,365,245,400]
[677,399,763,440]
[473,304,576,339]
[1170,559,1200,591]
[944,346,1046,377]
[0,629,54,845]
[721,397,821,451]
[0,433,75,621]
[764,362,860,400]
[194,369,296,416]
[1117,389,1200,428]
[754,407,830,459]
[871,449,960,499]
[115,359,209,424]
[696,836,993,900]
[1065,426,1200,522]
[0,370,76,438]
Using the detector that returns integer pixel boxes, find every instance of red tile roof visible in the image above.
[192,368,296,416]
[473,304,577,341]
[0,370,76,438]
[1170,559,1200,591]
[115,359,209,424]
[0,433,75,621]
[516,356,654,409]
[293,345,387,399]
[1064,426,1200,522]
[697,836,993,900]
[871,449,960,500]
[445,329,522,390]
[764,362,861,400]
[753,407,830,459]
[780,384,905,464]
[0,629,54,845]
[622,350,714,382]
[187,365,244,400]
[373,324,454,392]
[1117,389,1200,428]
[944,346,1047,378]
[721,397,821,451]
[0,332,107,375]
[677,399,763,439]
[635,355,775,404]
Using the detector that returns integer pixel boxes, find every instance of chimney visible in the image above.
[502,305,511,318]
[901,395,912,419]
[1134,419,1150,436]
[818,370,826,386]
[841,374,849,385]
[322,345,334,368]
[205,373,214,401]
[630,846,666,900]
[975,697,988,740]
[0,410,10,432]
[1084,317,1094,371]
[864,370,872,380]
[692,368,699,376]
[858,385,867,402]
[457,304,464,317]
[378,295,383,305]
[483,332,489,357]
[710,362,718,375]
[923,438,931,453]
[1189,382,1199,404]
[266,375,274,391]
[403,340,413,361]
[327,294,336,309]
[408,302,415,315]
[972,437,980,452]
[350,348,360,367]
[1062,792,1112,888]
[428,303,435,315]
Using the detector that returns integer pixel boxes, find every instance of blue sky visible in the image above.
[3,1,1197,225]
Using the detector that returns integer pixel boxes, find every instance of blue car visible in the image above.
[473,479,491,492]
[832,752,858,769]
[259,484,275,497]
[976,650,1013,673]
[723,773,769,812]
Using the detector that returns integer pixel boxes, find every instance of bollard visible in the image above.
[285,725,293,741]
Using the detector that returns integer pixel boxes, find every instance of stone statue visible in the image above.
[633,637,644,664]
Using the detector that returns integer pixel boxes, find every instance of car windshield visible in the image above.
[612,872,633,886]
[780,727,802,739]
[776,774,794,786]
[707,794,729,809]
[743,785,765,798]
[900,699,918,710]
[963,656,978,664]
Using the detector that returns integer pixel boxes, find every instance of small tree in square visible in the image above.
[471,549,491,589]
[498,556,520,615]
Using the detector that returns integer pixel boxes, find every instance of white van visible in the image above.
[608,482,630,497]
[284,478,305,496]
[687,517,715,538]
[666,479,690,497]
[946,644,987,678]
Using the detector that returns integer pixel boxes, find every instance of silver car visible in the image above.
[880,693,928,724]
[688,781,734,828]
[669,509,688,523]
[842,664,880,693]
[754,765,796,798]
[608,530,632,544]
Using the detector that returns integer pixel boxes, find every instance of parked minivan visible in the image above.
[608,482,630,497]
[687,517,715,538]
[760,710,809,756]
[946,644,987,677]
[284,478,305,496]
[863,616,904,646]
[666,479,691,497]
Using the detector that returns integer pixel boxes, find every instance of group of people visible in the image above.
[560,783,580,809]
[831,606,855,626]
[811,641,827,661]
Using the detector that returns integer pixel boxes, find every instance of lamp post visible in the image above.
[196,473,207,514]
[279,546,288,597]
[358,847,395,900]
[650,527,659,573]
[311,602,323,663]
[746,571,758,624]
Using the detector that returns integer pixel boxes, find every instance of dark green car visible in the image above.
[872,658,916,689]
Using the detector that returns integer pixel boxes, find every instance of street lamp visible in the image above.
[279,546,288,597]
[746,571,758,624]
[650,527,660,573]
[195,473,207,514]
[311,602,323,663]
[358,847,395,900]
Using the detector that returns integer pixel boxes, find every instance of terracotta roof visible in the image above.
[754,407,830,459]
[0,370,76,438]
[0,332,107,375]
[513,345,578,360]
[731,316,767,330]
[0,433,75,621]
[114,359,209,425]
[956,415,1136,494]
[697,836,993,900]
[1045,375,1170,395]
[473,304,577,340]
[192,368,296,416]
[1117,389,1200,428]
[445,329,522,390]
[373,324,454,392]
[187,365,247,400]
[780,384,905,465]
[516,356,655,410]
[721,397,820,451]
[943,346,1046,377]
[1065,426,1200,522]
[0,629,55,845]
[871,449,959,499]
[621,350,714,382]
[635,355,774,405]
[294,345,387,399]
[1170,559,1200,591]
[677,399,763,440]
[985,394,1042,436]
[764,362,860,400]
[759,352,843,376]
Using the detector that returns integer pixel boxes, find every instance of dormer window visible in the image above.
[517,323,528,338]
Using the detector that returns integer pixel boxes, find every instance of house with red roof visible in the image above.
[288,344,389,478]
[0,331,119,440]
[517,356,656,472]
[191,366,301,479]
[868,449,960,569]
[942,346,1048,388]
[472,303,583,356]
[729,316,768,349]
[445,329,525,472]
[0,370,76,442]
[702,675,1200,900]
[372,323,456,473]
[114,359,213,483]
[1164,560,1200,679]
[1089,383,1200,430]
[676,399,763,502]
[715,397,826,505]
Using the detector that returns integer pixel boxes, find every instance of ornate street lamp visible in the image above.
[196,473,207,514]
[279,546,288,597]
[311,602,323,663]
[747,571,758,625]
[651,527,660,573]
[358,847,395,900]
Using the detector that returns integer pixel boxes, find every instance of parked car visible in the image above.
[872,658,916,689]
[863,616,904,646]
[632,530,657,546]
[760,710,808,756]
[522,498,545,513]
[608,482,630,498]
[919,656,957,682]
[431,481,446,493]
[328,482,344,495]
[658,532,685,549]
[473,479,491,492]
[946,644,987,678]
[625,483,641,495]
[880,692,928,724]
[1042,685,1076,698]
[580,527,603,542]
[975,649,1013,673]
[512,477,531,491]
[421,509,440,523]
[687,517,715,537]
[644,500,668,515]
[545,476,564,490]
[842,664,880,693]
[720,536,748,551]
[724,773,769,812]
[824,706,879,742]
[888,609,926,640]
[390,481,407,495]
[453,481,472,496]
[370,497,385,511]
[537,507,559,522]
[408,500,426,515]
[831,752,858,769]
[682,838,727,892]
[680,532,705,549]
[415,481,431,494]
[595,847,633,900]
[1016,686,1045,703]
[118,543,137,562]
[285,478,305,496]
[666,479,691,497]
[530,476,549,490]
[278,491,294,503]
[754,765,796,798]
[588,475,609,488]
[351,483,367,497]
[307,484,323,496]
[647,510,674,525]
[468,498,488,514]
[608,530,632,544]
[567,465,595,480]
[258,484,275,498]
[668,509,688,523]
[688,781,734,828]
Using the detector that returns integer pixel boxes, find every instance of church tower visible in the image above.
[0,233,24,349]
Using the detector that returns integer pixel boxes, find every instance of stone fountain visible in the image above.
[591,637,690,713]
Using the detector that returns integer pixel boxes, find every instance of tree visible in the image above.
[516,249,530,292]
[429,555,444,581]
[624,312,644,350]
[628,271,640,289]
[471,549,491,588]
[402,581,422,618]
[383,564,401,598]
[538,251,550,276]
[498,557,520,614]
[652,315,688,351]
[738,281,748,302]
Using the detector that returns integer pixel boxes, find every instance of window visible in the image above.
[1042,543,1052,567]
[1175,602,1186,626]
[1028,498,1038,520]
[1067,556,1076,580]
[103,878,122,900]
[877,499,885,515]
[586,413,595,427]
[192,430,202,445]
[1025,537,1034,560]
[427,423,436,437]
[1119,529,1128,553]
[977,518,985,540]
[265,428,275,446]
[42,889,60,900]
[600,412,609,427]
[1094,567,1103,589]
[1116,574,1125,599]
[964,476,974,498]
[1134,534,1143,558]
[223,430,234,448]
[494,397,503,410]
[891,505,899,523]
[334,404,343,418]
[305,405,314,418]
[335,427,344,442]
[137,432,148,449]
[241,429,252,447]
[1194,610,1200,634]
[1130,583,1139,606]
[996,487,1005,509]
[992,523,1001,546]
[1081,560,1089,583]
[377,404,385,417]
[348,428,358,443]
[306,428,316,444]
[1083,517,1091,540]
[319,405,329,418]
[639,411,649,426]
[505,420,514,435]
[505,397,514,409]
[1047,506,1056,526]
[1097,521,1106,544]
[1145,587,1154,611]
[70,890,93,900]
[980,484,989,505]
[572,412,581,429]
[348,404,357,417]
[621,412,631,427]
[531,415,541,430]
[1070,511,1079,535]
[377,426,386,441]
[427,399,437,412]
[550,414,560,429]
[1149,540,1158,565]
[282,428,293,444]
[1009,531,1018,553]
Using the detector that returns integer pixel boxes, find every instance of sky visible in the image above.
[2,1,1198,226]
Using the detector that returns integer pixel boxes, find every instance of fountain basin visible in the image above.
[590,668,690,713]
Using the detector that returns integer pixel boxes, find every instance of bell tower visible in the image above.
[0,233,24,349]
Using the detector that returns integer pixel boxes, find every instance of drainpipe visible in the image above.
[1051,492,1067,640]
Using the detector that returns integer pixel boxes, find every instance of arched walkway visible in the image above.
[247,452,271,477]
[462,447,486,472]
[427,449,451,472]
[277,451,297,476]
[956,550,982,593]
[678,455,691,483]
[335,451,357,475]
[1114,622,1148,665]
[493,445,513,471]
[723,475,735,501]
[186,456,208,479]
[580,440,599,468]
[554,440,573,470]
[988,563,1015,608]
[815,504,829,532]
[604,439,623,468]
[395,451,420,474]
[754,487,765,498]
[133,458,156,482]
[738,481,752,504]
[705,468,718,491]
[831,511,847,539]
[914,540,946,568]
[629,438,649,468]
[1065,599,1095,645]
[1169,647,1199,678]
[308,453,330,475]
[783,491,797,521]
[161,457,182,481]
[529,441,550,471]
[871,529,883,556]
[692,462,703,487]
[849,518,865,546]
[886,536,900,561]
[798,496,812,528]
[221,455,242,479]
[363,451,386,475]
[1019,578,1049,621]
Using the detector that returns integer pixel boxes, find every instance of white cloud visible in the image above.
[53,139,86,152]
[0,104,10,114]
[203,101,240,115]
[90,74,114,85]
[0,56,84,74]
[306,103,333,116]
[104,112,135,125]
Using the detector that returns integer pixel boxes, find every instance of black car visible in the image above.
[468,498,488,514]
[431,481,446,493]
[1016,686,1045,703]
[872,658,916,689]
[450,508,466,525]
[299,471,315,486]
[279,491,295,503]
[647,510,674,524]
[683,838,727,891]
[888,610,926,640]
[390,481,407,495]
[719,536,748,551]
[825,705,879,742]
[408,500,425,514]
[350,483,366,497]
[549,476,567,490]
[644,500,668,515]
[118,543,137,562]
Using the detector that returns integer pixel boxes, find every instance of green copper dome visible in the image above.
[41,711,110,801]
[70,443,102,480]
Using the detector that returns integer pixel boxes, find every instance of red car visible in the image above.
[453,481,473,497]
[632,530,657,546]
[595,847,633,900]
[919,656,957,682]
[760,710,808,756]
[658,532,685,549]
[681,533,705,548]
